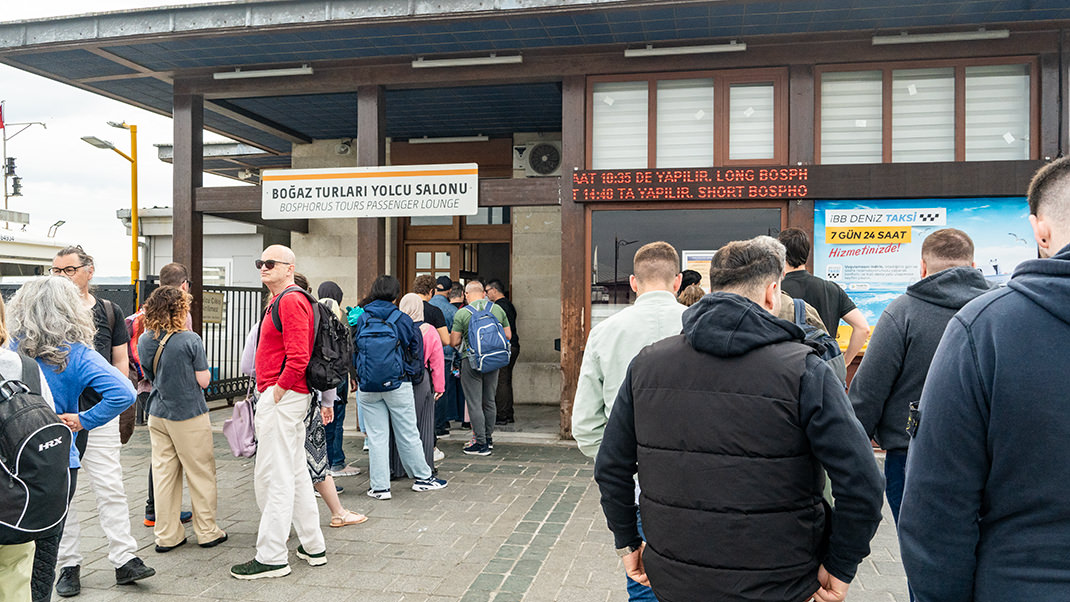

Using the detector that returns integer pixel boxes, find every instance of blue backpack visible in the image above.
[464,301,511,373]
[354,310,407,392]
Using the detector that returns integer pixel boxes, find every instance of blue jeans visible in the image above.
[885,449,907,526]
[359,382,431,491]
[627,507,658,601]
[325,401,346,469]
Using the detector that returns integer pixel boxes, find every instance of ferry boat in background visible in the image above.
[0,225,71,282]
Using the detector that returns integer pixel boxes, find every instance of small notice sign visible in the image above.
[261,163,479,219]
[202,292,225,324]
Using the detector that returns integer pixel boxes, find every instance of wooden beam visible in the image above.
[356,85,386,297]
[788,64,815,165]
[173,93,204,330]
[480,178,560,206]
[559,75,586,440]
[1041,50,1061,160]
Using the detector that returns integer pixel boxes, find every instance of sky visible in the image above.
[1,1,238,278]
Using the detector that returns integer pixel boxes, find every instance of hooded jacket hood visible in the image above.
[1007,244,1070,326]
[906,265,992,310]
[682,291,804,357]
[363,299,399,319]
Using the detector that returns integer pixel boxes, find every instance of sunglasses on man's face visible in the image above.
[255,259,292,270]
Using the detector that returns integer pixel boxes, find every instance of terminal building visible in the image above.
[1,0,1065,435]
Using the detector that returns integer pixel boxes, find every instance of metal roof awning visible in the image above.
[2,0,1067,158]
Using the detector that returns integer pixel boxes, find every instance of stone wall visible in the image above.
[510,206,562,405]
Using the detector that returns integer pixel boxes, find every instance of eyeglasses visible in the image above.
[48,265,88,276]
[255,259,292,270]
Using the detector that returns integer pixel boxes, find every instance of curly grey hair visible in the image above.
[7,276,96,370]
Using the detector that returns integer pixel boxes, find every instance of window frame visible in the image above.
[586,68,789,170]
[815,57,1039,164]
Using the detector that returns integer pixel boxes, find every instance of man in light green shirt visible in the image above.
[451,281,511,456]
[572,241,685,458]
[572,241,684,601]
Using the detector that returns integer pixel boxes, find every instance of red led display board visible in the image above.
[572,167,809,202]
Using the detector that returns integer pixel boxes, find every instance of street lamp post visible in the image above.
[613,236,638,305]
[82,121,138,285]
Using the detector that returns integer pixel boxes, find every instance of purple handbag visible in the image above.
[223,390,256,458]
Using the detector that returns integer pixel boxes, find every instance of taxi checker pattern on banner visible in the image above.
[261,163,479,219]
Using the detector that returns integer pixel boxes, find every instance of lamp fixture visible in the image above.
[213,64,313,80]
[412,54,522,69]
[624,41,746,58]
[80,135,115,150]
[408,135,490,144]
[872,28,1009,46]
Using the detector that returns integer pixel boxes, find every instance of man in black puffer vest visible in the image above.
[595,235,883,602]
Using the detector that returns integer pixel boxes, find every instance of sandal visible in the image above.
[330,510,368,527]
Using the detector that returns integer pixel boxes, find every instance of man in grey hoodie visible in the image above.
[849,228,991,526]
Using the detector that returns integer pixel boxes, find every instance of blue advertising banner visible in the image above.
[814,198,1035,329]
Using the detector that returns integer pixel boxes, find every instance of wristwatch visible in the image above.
[615,543,641,557]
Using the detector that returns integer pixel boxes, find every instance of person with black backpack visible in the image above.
[353,275,447,501]
[0,293,68,602]
[7,277,151,601]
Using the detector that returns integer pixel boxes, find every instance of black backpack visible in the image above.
[792,298,848,386]
[269,286,352,391]
[0,354,73,544]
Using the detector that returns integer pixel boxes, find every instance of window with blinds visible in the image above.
[820,70,883,164]
[892,68,955,162]
[656,79,715,168]
[965,64,1030,161]
[819,60,1032,164]
[729,83,776,161]
[592,81,649,169]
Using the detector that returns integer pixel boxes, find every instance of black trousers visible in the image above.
[495,343,520,422]
[31,469,77,602]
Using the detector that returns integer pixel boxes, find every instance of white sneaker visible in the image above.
[329,465,361,478]
[363,440,370,452]
[433,448,445,462]
[367,488,391,500]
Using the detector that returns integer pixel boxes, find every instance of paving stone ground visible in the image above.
[60,410,908,601]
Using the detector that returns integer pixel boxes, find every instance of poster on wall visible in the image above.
[814,198,1035,327]
[681,250,717,292]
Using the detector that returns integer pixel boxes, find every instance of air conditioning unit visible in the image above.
[514,141,562,177]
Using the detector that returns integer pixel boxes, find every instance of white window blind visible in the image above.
[729,82,775,160]
[820,70,883,164]
[965,64,1030,161]
[892,68,955,162]
[656,78,715,168]
[592,81,649,169]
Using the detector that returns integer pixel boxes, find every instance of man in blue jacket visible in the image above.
[900,157,1070,601]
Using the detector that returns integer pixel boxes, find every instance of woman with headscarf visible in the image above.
[315,281,359,478]
[389,293,444,476]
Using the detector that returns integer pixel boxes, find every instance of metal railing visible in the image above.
[199,285,264,401]
[0,280,264,403]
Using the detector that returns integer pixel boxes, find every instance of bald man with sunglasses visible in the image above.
[231,245,326,580]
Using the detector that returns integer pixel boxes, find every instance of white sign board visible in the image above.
[261,163,479,219]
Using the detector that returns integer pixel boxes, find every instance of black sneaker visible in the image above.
[463,442,491,456]
[115,557,156,585]
[487,437,494,450]
[55,565,80,597]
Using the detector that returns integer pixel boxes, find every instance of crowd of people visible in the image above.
[0,240,518,597]
[4,157,1070,601]
[581,158,1070,602]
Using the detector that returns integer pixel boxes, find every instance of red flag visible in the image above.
[0,105,4,129]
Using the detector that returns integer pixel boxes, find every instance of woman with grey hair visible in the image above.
[7,277,149,601]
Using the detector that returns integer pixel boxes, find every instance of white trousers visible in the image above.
[253,386,324,565]
[57,417,138,569]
